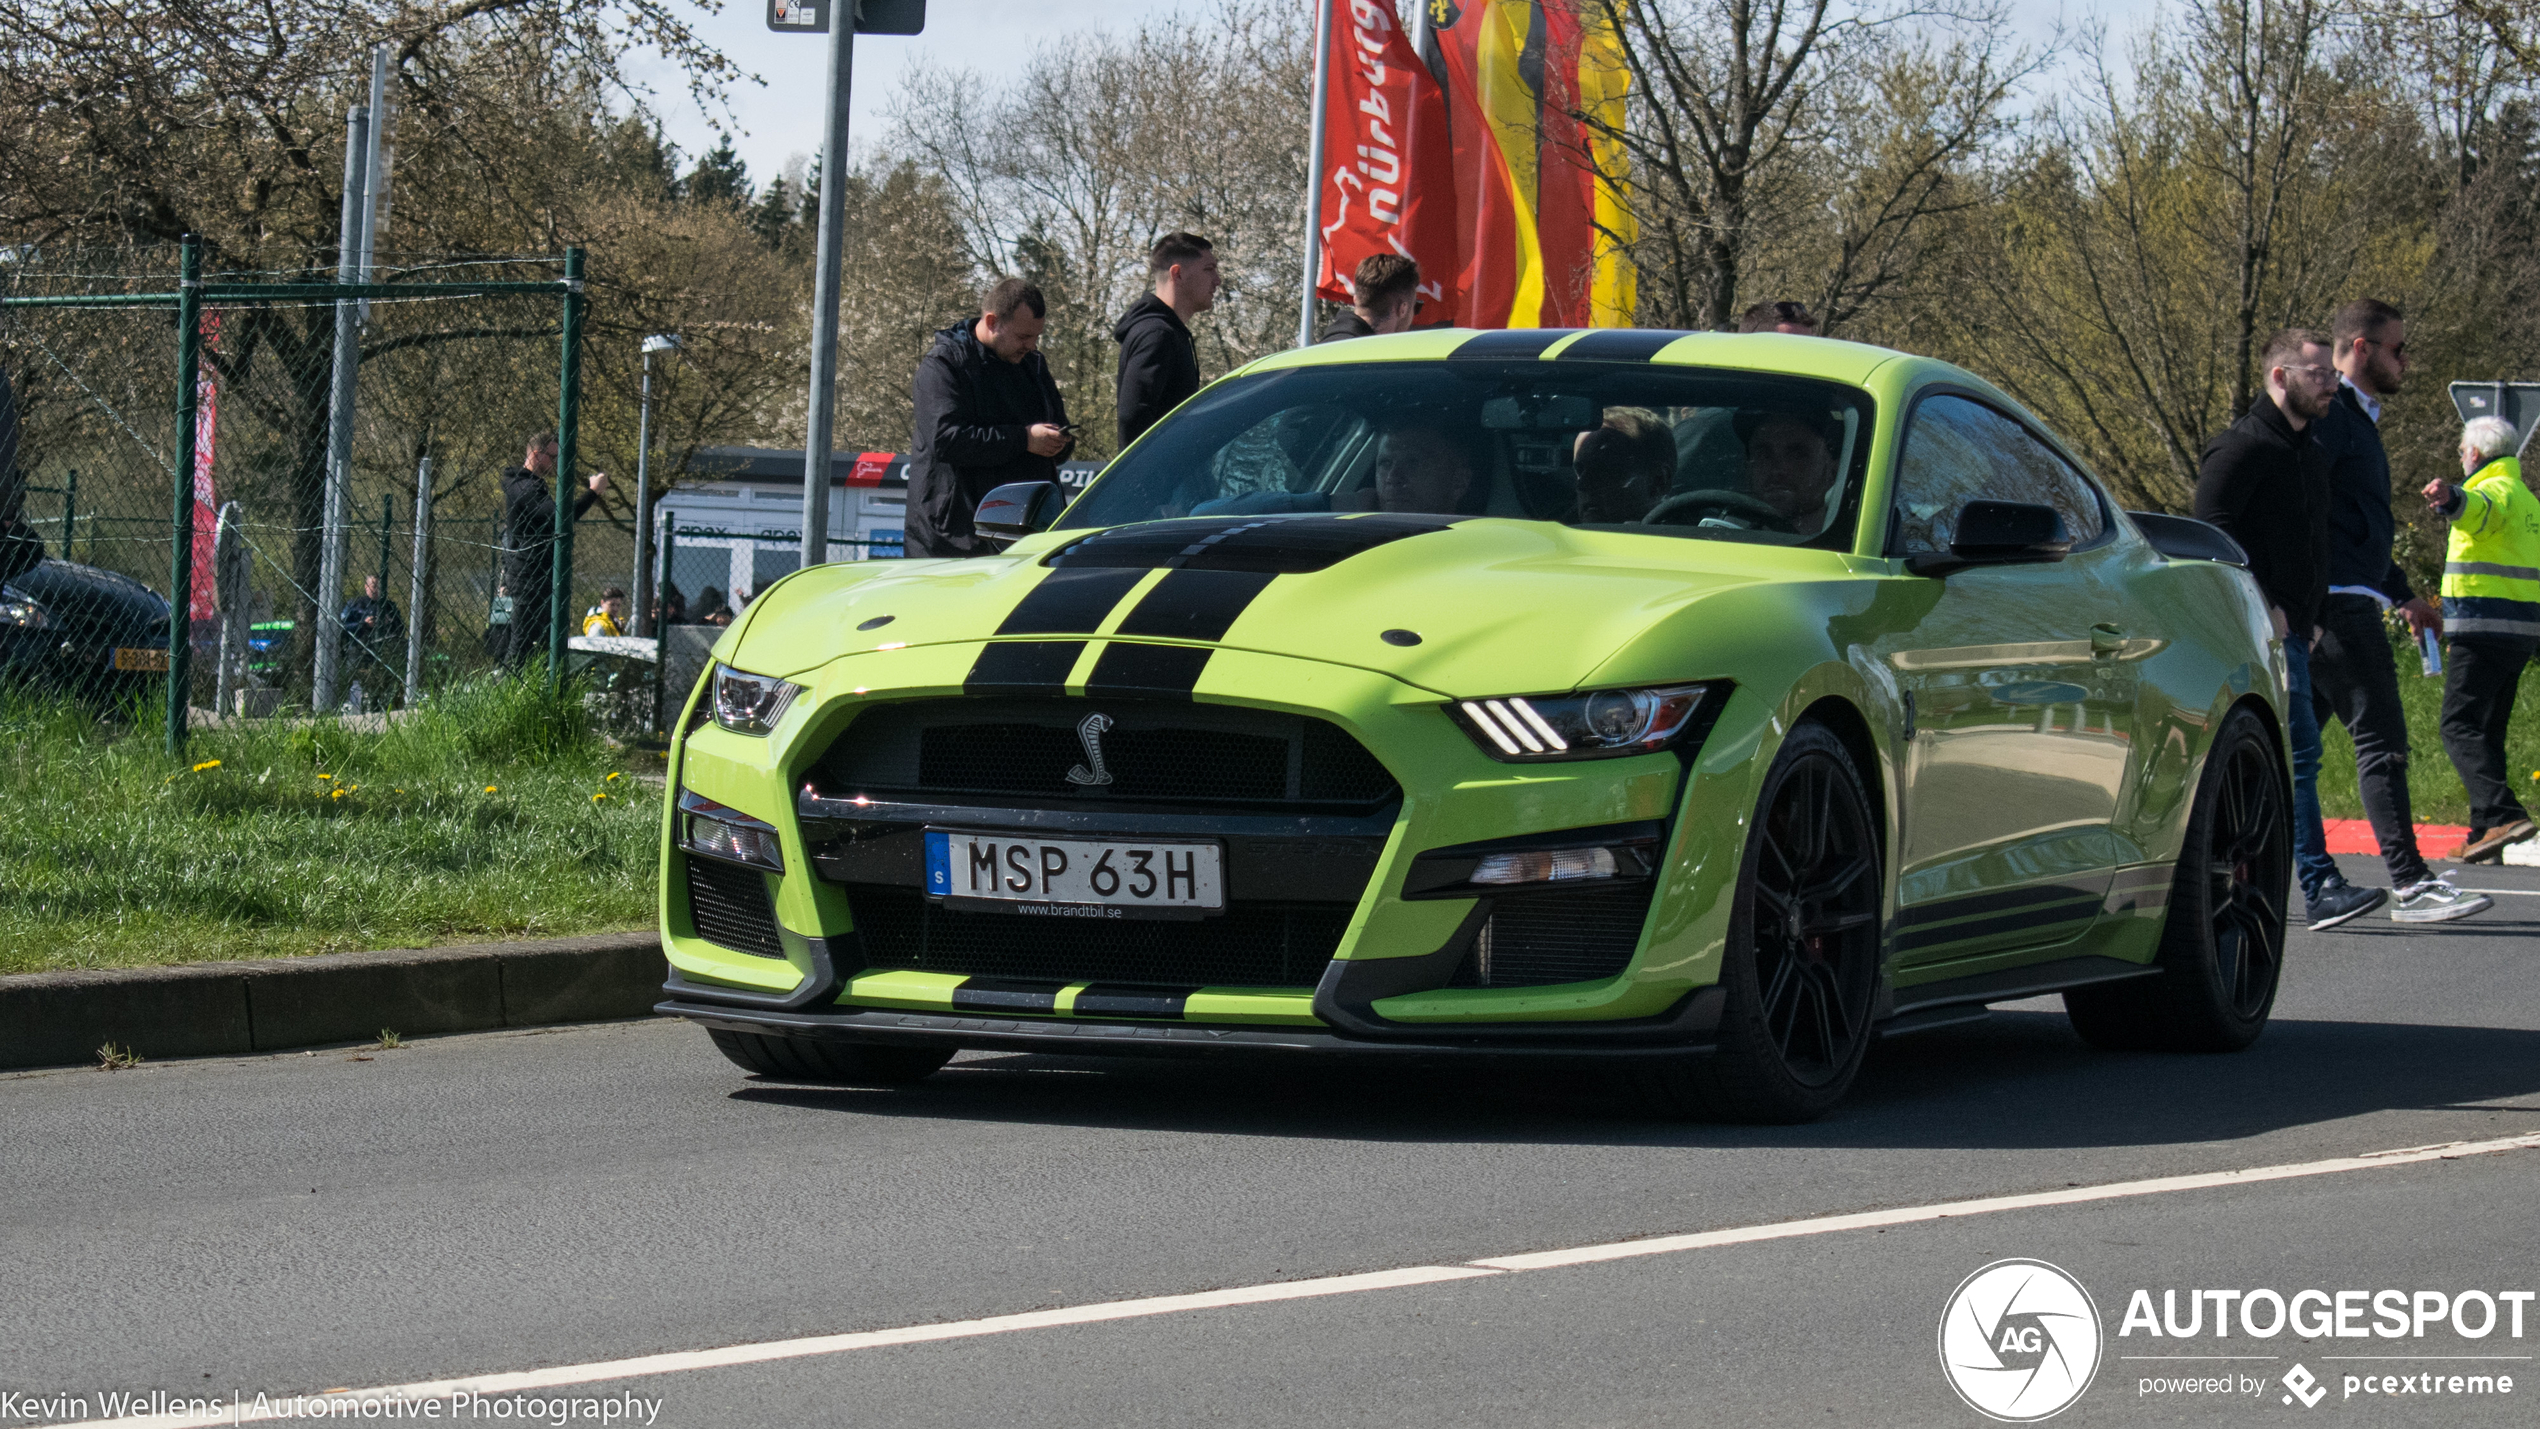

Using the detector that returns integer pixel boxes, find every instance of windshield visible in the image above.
[1058,360,1876,548]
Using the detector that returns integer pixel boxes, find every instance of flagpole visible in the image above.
[1296,0,1333,348]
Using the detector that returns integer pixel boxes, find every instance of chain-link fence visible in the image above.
[0,241,635,751]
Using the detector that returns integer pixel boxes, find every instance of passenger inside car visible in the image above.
[1370,421,1484,515]
[1571,407,1675,522]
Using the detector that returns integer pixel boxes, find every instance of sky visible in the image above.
[629,0,2154,193]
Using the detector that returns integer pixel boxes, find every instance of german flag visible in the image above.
[1420,0,1636,329]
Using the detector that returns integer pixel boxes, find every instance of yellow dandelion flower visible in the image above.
[316,773,334,781]
[192,759,221,773]
[484,785,499,794]
[606,771,623,782]
[331,788,346,800]
[591,792,607,803]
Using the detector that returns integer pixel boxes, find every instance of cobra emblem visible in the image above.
[1065,712,1115,787]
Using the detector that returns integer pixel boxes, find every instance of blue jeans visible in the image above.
[2283,636,2338,898]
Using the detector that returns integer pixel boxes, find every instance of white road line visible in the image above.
[55,1131,2540,1429]
[1471,1131,2540,1270]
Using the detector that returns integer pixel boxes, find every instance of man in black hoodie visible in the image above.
[500,432,607,670]
[1113,232,1219,449]
[905,278,1074,558]
[2192,329,2382,929]
[1317,254,1422,343]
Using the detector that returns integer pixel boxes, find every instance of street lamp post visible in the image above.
[634,333,681,641]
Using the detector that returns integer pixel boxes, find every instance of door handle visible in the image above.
[2090,623,2124,657]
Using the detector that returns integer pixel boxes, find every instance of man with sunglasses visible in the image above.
[2196,329,2385,928]
[2308,301,2493,908]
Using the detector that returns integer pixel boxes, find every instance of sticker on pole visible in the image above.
[764,0,925,33]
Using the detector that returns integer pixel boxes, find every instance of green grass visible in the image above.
[0,678,661,976]
[2312,631,2540,829]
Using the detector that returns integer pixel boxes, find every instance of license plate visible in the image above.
[112,647,168,672]
[924,830,1224,920]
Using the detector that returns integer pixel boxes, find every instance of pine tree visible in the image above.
[682,136,750,209]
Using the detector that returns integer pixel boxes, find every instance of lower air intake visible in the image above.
[842,884,1348,988]
[1451,884,1656,988]
[684,856,786,959]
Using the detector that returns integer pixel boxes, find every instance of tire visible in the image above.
[2066,705,2289,1053]
[1633,722,1883,1123]
[707,1028,954,1085]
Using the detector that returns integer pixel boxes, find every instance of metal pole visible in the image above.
[406,453,430,708]
[61,468,74,561]
[633,347,653,632]
[214,501,244,720]
[653,520,674,736]
[800,11,858,572]
[357,45,388,325]
[1297,0,1333,348]
[167,236,203,757]
[549,245,585,690]
[315,103,369,713]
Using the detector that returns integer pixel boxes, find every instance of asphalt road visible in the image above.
[6,854,2538,1428]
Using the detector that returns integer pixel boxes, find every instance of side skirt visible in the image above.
[1875,954,2162,1038]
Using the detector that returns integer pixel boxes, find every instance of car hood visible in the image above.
[734,515,1861,698]
[3,559,170,640]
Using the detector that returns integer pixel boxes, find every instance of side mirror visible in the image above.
[973,481,1064,543]
[1905,499,2072,577]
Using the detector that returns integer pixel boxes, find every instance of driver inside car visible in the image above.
[1738,410,1840,534]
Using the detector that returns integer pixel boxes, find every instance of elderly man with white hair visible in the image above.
[2423,414,2540,862]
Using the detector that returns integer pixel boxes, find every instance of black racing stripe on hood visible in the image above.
[1558,329,1689,361]
[1046,514,1456,573]
[1072,985,1195,1019]
[1114,568,1276,642]
[1084,642,1212,700]
[951,978,1062,1014]
[996,566,1148,636]
[1450,328,1575,360]
[964,640,1084,695]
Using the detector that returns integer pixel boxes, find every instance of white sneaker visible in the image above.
[2390,875,2495,924]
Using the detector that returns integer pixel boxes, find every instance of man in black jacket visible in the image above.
[1113,232,1218,449]
[1317,254,1422,343]
[500,432,607,670]
[2309,299,2489,921]
[906,278,1074,558]
[2193,329,2383,928]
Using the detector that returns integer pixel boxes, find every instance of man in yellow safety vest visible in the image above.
[2424,415,2540,862]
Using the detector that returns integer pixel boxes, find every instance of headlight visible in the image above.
[0,596,48,629]
[1449,684,1715,762]
[710,663,804,736]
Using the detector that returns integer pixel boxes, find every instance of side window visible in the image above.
[1891,395,2107,555]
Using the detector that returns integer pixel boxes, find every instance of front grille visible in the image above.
[684,856,785,958]
[843,884,1348,987]
[821,698,1398,811]
[920,723,1291,802]
[1451,884,1656,988]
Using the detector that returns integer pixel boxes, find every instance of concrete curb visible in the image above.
[0,932,665,1071]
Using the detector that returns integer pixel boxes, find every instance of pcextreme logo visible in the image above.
[1939,1259,2105,1422]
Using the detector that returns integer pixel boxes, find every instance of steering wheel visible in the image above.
[1639,488,1795,532]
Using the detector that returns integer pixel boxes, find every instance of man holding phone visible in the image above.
[906,277,1075,558]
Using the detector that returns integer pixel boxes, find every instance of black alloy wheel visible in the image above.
[1635,721,1882,1122]
[2067,705,2289,1052]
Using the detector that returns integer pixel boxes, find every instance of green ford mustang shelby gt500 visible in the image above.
[656,327,2291,1122]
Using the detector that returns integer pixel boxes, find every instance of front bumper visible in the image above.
[664,642,1752,1040]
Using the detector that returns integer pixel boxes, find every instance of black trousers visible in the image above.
[2439,635,2538,831]
[2310,595,2429,885]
